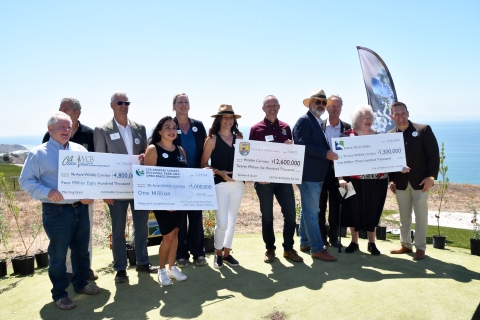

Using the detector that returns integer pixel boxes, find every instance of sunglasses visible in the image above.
[115,101,131,106]
[314,100,327,106]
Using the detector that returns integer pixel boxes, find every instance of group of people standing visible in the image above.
[19,88,439,310]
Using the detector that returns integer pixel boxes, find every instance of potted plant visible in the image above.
[376,213,387,240]
[469,203,480,256]
[0,188,12,277]
[431,142,449,249]
[125,220,136,266]
[0,175,42,275]
[203,210,215,253]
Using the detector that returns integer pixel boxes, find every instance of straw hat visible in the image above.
[302,89,327,107]
[211,104,242,118]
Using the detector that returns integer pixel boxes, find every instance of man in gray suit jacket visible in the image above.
[292,89,338,262]
[388,102,439,261]
[94,92,158,283]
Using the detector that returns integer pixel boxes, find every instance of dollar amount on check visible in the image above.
[332,132,407,177]
[132,165,218,211]
[232,140,305,184]
[58,151,140,199]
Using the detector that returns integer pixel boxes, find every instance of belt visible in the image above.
[43,201,82,207]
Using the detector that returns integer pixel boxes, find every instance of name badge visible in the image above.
[110,133,120,140]
[192,126,198,132]
[177,130,182,134]
[134,138,140,145]
[265,135,274,142]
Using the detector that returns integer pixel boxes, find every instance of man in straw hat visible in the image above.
[292,89,338,261]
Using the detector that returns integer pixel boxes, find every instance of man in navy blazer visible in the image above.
[94,92,158,283]
[292,89,338,262]
[319,95,351,247]
[388,102,439,260]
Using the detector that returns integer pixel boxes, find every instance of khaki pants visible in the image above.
[395,182,429,251]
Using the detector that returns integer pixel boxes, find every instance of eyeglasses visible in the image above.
[314,100,327,106]
[115,101,131,106]
[361,117,373,121]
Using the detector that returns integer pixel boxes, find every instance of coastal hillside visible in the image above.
[0,144,26,153]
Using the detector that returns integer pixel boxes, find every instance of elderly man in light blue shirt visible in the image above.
[19,111,101,310]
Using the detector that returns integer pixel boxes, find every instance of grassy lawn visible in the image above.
[0,164,22,190]
[387,224,474,250]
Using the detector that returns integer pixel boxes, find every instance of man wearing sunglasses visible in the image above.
[292,89,338,262]
[94,92,158,283]
[319,95,351,247]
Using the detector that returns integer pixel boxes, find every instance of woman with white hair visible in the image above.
[337,104,388,255]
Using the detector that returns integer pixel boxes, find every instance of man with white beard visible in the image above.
[292,89,338,262]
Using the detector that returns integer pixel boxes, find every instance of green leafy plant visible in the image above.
[94,203,112,248]
[0,174,43,256]
[469,203,479,240]
[295,194,301,221]
[203,210,215,239]
[431,142,449,237]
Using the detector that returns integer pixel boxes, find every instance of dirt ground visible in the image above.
[1,182,479,258]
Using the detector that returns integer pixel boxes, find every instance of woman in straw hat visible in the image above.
[201,104,244,269]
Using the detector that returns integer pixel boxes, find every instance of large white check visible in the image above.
[232,140,305,183]
[132,165,218,211]
[58,151,139,199]
[332,132,406,177]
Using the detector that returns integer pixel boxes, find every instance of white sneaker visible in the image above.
[167,266,188,281]
[158,269,172,286]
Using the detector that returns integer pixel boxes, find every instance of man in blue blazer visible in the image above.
[292,89,339,262]
[94,92,159,283]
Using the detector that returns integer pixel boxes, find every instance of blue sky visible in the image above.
[1,1,479,137]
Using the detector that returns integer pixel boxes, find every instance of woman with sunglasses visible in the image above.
[171,93,208,268]
[201,105,244,269]
[337,105,390,256]
[144,116,188,286]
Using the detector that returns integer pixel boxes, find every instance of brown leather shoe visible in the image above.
[311,250,337,262]
[300,246,310,252]
[414,249,425,260]
[283,250,303,262]
[390,246,413,254]
[264,249,275,263]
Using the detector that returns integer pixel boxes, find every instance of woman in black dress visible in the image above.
[144,116,188,286]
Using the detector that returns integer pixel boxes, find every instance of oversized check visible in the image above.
[332,132,406,177]
[232,140,305,183]
[58,151,139,199]
[132,165,218,211]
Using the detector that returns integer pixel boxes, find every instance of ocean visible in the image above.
[1,121,479,184]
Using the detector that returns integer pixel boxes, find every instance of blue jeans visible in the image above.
[255,182,296,251]
[176,210,205,260]
[109,200,150,271]
[42,203,90,301]
[297,182,325,253]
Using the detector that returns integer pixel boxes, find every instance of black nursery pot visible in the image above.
[12,255,35,275]
[126,244,136,266]
[376,226,387,240]
[0,259,7,278]
[34,251,49,268]
[432,235,447,249]
[340,227,347,237]
[359,230,368,239]
[470,238,480,256]
[204,237,215,253]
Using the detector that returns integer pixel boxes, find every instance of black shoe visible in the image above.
[136,263,159,273]
[322,239,330,246]
[368,242,381,255]
[329,239,340,248]
[214,255,223,269]
[89,269,99,281]
[345,242,359,253]
[115,270,128,283]
[223,255,239,267]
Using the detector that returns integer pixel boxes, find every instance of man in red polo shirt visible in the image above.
[249,95,303,263]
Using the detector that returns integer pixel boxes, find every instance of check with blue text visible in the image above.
[58,151,139,199]
[132,165,218,211]
[232,140,305,183]
[332,132,406,177]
